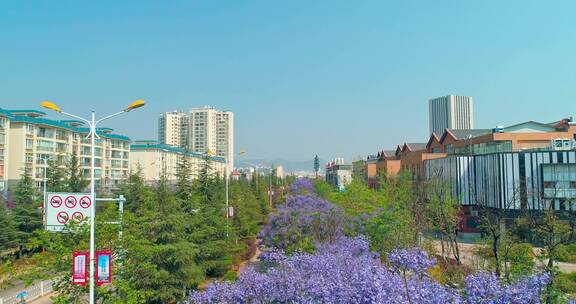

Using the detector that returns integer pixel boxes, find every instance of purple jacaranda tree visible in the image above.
[189,179,552,304]
[189,239,550,304]
[288,178,316,196]
[259,179,345,252]
[188,236,461,304]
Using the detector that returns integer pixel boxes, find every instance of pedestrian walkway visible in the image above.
[0,280,52,304]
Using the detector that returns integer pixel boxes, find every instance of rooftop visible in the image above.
[0,108,130,141]
[130,142,226,163]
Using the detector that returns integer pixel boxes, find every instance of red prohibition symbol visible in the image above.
[57,211,69,224]
[79,196,92,209]
[50,196,63,208]
[65,196,78,208]
[72,212,84,224]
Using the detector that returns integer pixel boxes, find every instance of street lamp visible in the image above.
[41,99,145,304]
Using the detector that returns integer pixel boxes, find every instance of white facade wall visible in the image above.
[189,107,233,173]
[130,146,226,183]
[0,114,10,193]
[158,111,188,148]
[5,116,130,192]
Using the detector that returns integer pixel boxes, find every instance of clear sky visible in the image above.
[1,0,575,161]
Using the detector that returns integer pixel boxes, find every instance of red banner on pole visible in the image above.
[96,251,112,286]
[72,251,88,286]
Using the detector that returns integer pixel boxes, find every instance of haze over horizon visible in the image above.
[1,1,575,161]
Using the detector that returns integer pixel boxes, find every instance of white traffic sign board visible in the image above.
[46,193,93,232]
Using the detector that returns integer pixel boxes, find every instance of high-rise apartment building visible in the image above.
[189,107,234,172]
[158,111,188,148]
[429,95,474,136]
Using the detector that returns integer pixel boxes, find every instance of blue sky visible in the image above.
[1,0,575,161]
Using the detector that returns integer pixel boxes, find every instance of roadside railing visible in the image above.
[0,280,52,304]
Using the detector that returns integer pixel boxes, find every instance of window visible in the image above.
[26,139,33,149]
[111,160,122,168]
[81,146,91,155]
[56,143,67,152]
[35,167,46,179]
[571,181,576,189]
[25,153,34,163]
[81,157,91,166]
[55,130,68,141]
[37,127,54,138]
[26,124,35,135]
[36,154,50,165]
[36,140,54,152]
[0,117,6,128]
[111,151,122,158]
[543,181,556,189]
[560,199,567,210]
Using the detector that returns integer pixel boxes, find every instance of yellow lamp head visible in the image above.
[239,149,246,155]
[125,99,145,112]
[40,101,62,113]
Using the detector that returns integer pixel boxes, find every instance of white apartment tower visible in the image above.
[429,95,474,136]
[189,107,234,172]
[158,111,188,148]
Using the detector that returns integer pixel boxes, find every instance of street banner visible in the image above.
[228,206,234,217]
[46,193,93,232]
[96,251,112,286]
[72,251,88,286]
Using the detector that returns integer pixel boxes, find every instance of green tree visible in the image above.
[230,180,264,240]
[0,197,18,251]
[426,177,461,265]
[188,157,233,277]
[314,155,320,178]
[175,155,194,210]
[66,152,88,192]
[12,171,42,257]
[117,173,204,303]
[47,157,68,192]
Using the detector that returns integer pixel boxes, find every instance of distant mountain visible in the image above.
[235,158,327,174]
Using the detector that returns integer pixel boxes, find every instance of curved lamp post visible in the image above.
[41,99,145,304]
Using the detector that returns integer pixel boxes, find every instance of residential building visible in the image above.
[0,109,11,193]
[158,111,188,148]
[325,158,352,191]
[429,95,474,136]
[130,141,226,183]
[189,106,234,173]
[1,108,130,193]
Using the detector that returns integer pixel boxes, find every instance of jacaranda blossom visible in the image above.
[188,179,552,304]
